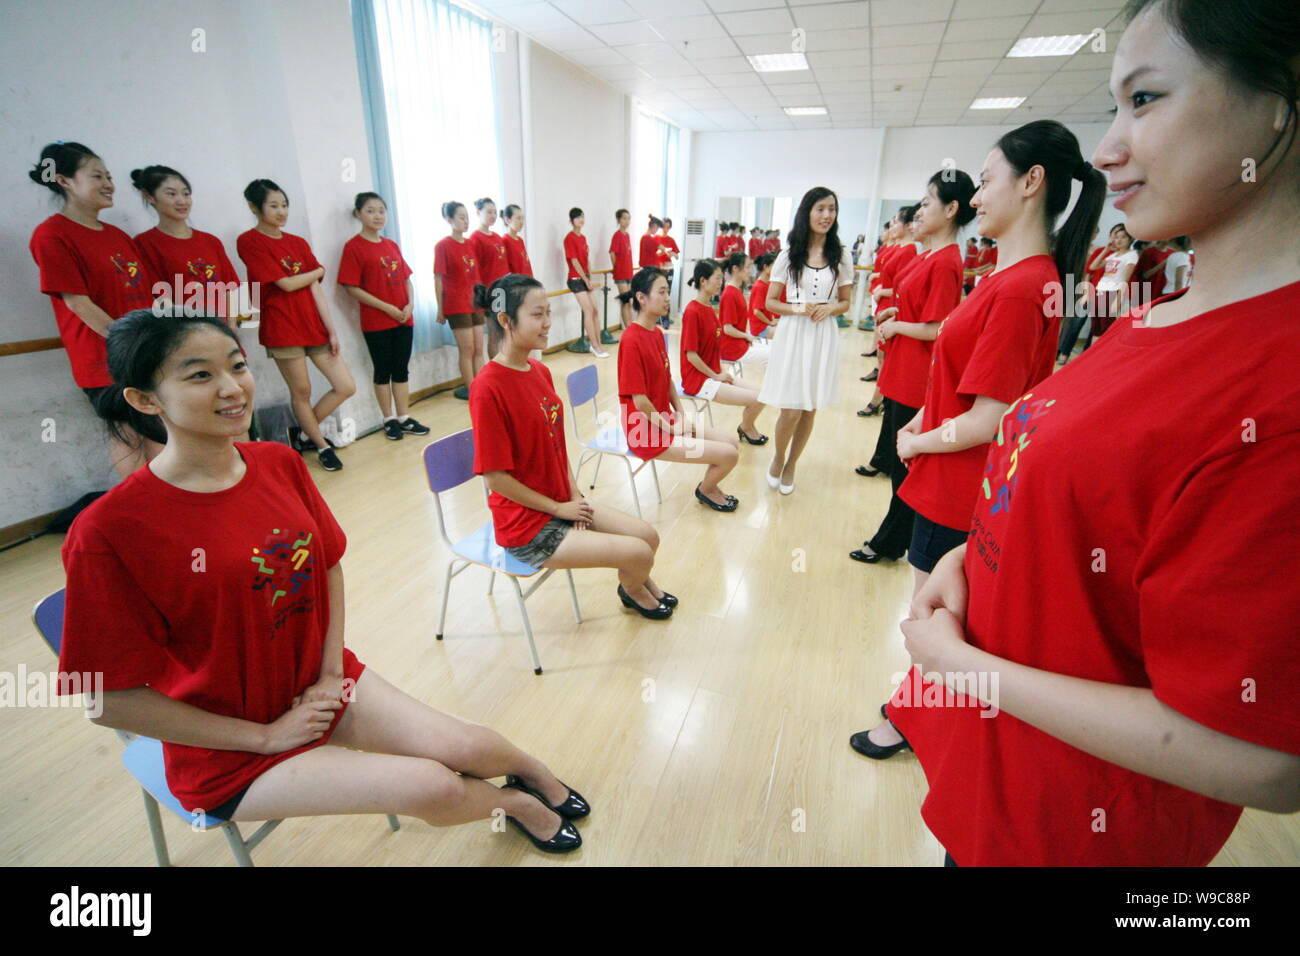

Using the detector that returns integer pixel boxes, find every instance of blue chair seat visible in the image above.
[452,521,545,578]
[588,425,632,456]
[121,736,228,829]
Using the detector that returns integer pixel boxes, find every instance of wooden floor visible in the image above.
[2,328,1296,867]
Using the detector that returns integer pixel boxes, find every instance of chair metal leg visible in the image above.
[487,568,495,596]
[566,570,582,623]
[436,559,456,641]
[623,456,643,517]
[386,814,400,831]
[575,450,593,487]
[141,789,170,867]
[591,452,605,489]
[221,822,255,867]
[706,401,715,426]
[650,460,662,503]
[509,576,544,675]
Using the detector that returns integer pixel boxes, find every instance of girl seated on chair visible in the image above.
[617,267,743,513]
[58,308,587,855]
[469,274,677,621]
[682,258,768,447]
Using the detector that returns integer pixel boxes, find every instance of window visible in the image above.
[631,107,680,234]
[354,0,503,349]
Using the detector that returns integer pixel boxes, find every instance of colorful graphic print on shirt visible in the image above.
[111,253,144,290]
[250,527,317,632]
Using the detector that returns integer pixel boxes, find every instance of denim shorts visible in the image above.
[908,513,968,574]
[505,517,573,569]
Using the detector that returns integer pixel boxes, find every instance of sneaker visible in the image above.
[287,424,309,452]
[383,419,404,441]
[453,385,470,400]
[317,446,343,471]
[400,417,430,435]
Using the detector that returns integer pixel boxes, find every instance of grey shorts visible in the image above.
[505,517,573,569]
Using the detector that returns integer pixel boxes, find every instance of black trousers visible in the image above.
[866,397,920,560]
[362,323,414,385]
[1057,309,1088,358]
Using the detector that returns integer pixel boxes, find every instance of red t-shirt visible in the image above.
[680,299,722,395]
[962,246,979,272]
[134,227,239,317]
[470,359,572,548]
[58,441,363,812]
[469,229,509,288]
[503,233,532,276]
[748,238,764,259]
[877,244,916,314]
[618,321,674,460]
[658,235,679,266]
[336,234,412,332]
[29,214,157,387]
[719,284,750,361]
[890,280,1300,866]
[713,236,727,258]
[640,234,661,269]
[1137,246,1173,301]
[869,244,895,294]
[899,255,1060,531]
[748,278,771,335]
[878,244,963,408]
[610,230,633,281]
[976,246,996,271]
[236,230,327,348]
[563,231,588,281]
[433,236,477,316]
[764,238,780,256]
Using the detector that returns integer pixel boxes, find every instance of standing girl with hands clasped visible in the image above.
[470,274,677,620]
[28,142,162,477]
[433,201,482,401]
[564,207,607,358]
[236,179,355,472]
[59,308,588,855]
[880,0,1300,865]
[337,192,428,441]
[470,198,510,357]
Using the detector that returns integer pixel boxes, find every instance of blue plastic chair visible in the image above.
[422,429,582,675]
[564,365,662,518]
[32,589,399,866]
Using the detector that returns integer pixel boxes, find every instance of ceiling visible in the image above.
[470,0,1129,131]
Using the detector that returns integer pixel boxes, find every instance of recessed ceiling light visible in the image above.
[1007,34,1092,57]
[748,53,809,72]
[971,97,1025,110]
[784,106,827,116]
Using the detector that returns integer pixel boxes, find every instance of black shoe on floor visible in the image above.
[653,590,679,609]
[695,484,739,512]
[849,726,911,760]
[453,385,470,400]
[849,548,888,564]
[737,426,769,445]
[505,812,582,853]
[288,425,311,452]
[383,419,404,441]
[855,465,881,477]
[317,446,343,471]
[504,775,591,820]
[617,584,672,620]
[400,417,431,435]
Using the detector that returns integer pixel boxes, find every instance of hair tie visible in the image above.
[1074,160,1092,180]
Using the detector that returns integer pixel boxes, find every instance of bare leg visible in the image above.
[781,410,816,484]
[392,381,411,418]
[584,500,673,601]
[768,407,803,481]
[472,324,487,376]
[656,430,738,502]
[307,350,357,427]
[274,356,325,448]
[544,525,657,607]
[575,290,602,352]
[452,325,477,386]
[373,382,393,420]
[712,382,765,437]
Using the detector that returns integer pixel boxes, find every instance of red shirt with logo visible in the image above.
[610,231,633,281]
[503,233,533,277]
[58,441,362,813]
[640,234,661,269]
[719,284,750,361]
[434,236,477,315]
[236,229,328,348]
[470,359,572,548]
[748,279,771,335]
[890,281,1300,866]
[618,321,675,460]
[680,299,722,395]
[337,234,412,332]
[878,244,963,408]
[469,230,509,288]
[29,214,157,387]
[134,227,239,318]
[563,232,589,281]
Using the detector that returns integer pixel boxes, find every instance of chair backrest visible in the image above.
[422,429,476,494]
[566,364,599,409]
[33,589,65,656]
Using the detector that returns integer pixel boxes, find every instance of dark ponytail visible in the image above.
[474,273,545,330]
[723,251,749,276]
[97,308,241,447]
[619,267,667,309]
[994,119,1106,287]
[243,179,285,211]
[754,252,776,272]
[28,142,99,198]
[131,165,190,199]
[687,259,721,289]
[927,169,977,228]
[441,200,464,220]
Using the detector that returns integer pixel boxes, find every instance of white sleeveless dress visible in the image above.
[758,248,854,410]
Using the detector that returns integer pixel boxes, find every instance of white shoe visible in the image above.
[779,481,795,495]
[592,349,611,359]
[766,470,780,490]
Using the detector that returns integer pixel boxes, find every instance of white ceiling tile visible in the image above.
[644,56,706,76]
[711,71,764,87]
[497,4,579,32]
[702,0,785,11]
[1060,50,1115,71]
[725,88,778,104]
[871,62,933,80]
[790,2,871,31]
[573,46,633,66]
[550,0,642,25]
[764,82,821,96]
[650,14,728,41]
[617,41,680,65]
[944,14,1030,42]
[1034,0,1127,17]
[626,0,712,15]
[808,49,872,68]
[871,22,947,46]
[693,55,754,73]
[717,8,795,36]
[922,73,977,90]
[590,63,649,80]
[930,57,1000,76]
[589,21,658,46]
[1023,11,1117,37]
[936,38,1012,60]
[735,33,799,55]
[663,73,720,88]
[668,36,741,58]
[949,0,1038,17]
[805,27,872,51]
[528,26,606,52]
[813,65,870,83]
[868,0,955,27]
[872,44,939,65]
[818,80,871,94]
[992,58,1060,75]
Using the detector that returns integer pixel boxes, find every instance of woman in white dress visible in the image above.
[759,186,854,494]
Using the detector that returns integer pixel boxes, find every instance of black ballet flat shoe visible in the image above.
[737,426,769,445]
[651,590,679,609]
[695,484,739,512]
[864,349,878,358]
[864,370,879,382]
[849,727,911,760]
[859,402,883,417]
[855,465,881,477]
[505,775,591,820]
[505,812,583,853]
[618,584,672,620]
[849,548,889,564]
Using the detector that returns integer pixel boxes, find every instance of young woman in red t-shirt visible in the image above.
[62,308,586,854]
[851,118,1105,760]
[501,204,533,277]
[28,141,163,477]
[659,218,681,270]
[748,228,765,260]
[131,164,245,328]
[610,208,634,331]
[618,268,742,512]
[433,201,482,401]
[237,179,356,472]
[563,207,607,358]
[1056,225,1105,363]
[640,217,663,270]
[681,259,767,451]
[853,173,973,566]
[470,198,510,357]
[747,253,778,340]
[470,274,676,620]
[338,192,427,442]
[879,0,1300,866]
